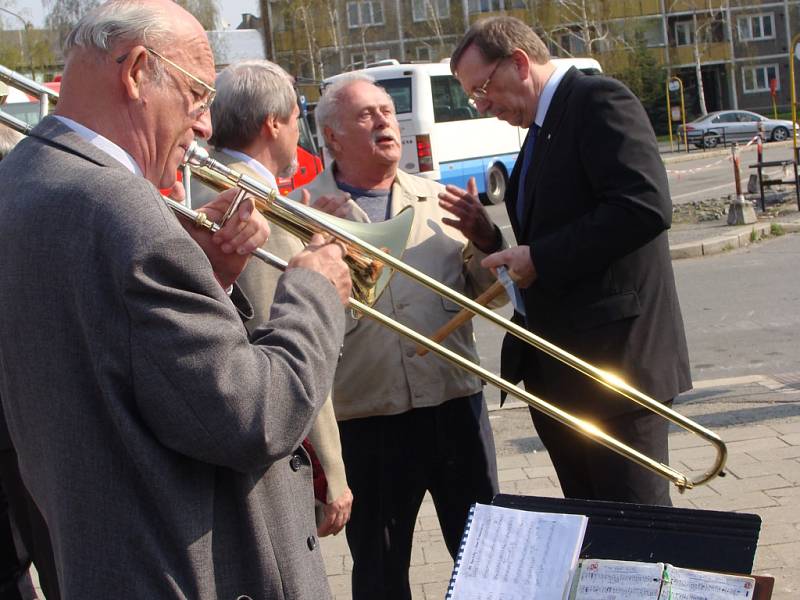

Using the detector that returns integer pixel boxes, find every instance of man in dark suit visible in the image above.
[0,1,350,597]
[450,17,691,505]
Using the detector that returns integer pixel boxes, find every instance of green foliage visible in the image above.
[770,222,785,236]
[611,30,668,135]
[749,228,759,243]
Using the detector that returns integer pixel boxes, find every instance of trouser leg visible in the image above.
[529,404,672,506]
[428,393,499,557]
[339,414,427,600]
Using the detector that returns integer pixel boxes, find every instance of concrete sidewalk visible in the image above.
[667,193,800,260]
[321,378,800,600]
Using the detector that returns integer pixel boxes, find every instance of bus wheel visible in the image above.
[485,164,507,205]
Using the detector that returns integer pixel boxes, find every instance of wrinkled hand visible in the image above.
[438,177,498,253]
[481,245,537,288]
[183,188,270,289]
[288,233,352,305]
[317,487,353,537]
[301,189,352,218]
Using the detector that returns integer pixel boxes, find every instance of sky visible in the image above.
[3,0,261,29]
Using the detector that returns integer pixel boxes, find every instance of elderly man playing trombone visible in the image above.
[295,73,507,600]
[0,1,351,598]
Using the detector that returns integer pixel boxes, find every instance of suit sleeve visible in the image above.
[124,226,345,474]
[532,77,670,288]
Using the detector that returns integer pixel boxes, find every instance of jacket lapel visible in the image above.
[518,68,580,235]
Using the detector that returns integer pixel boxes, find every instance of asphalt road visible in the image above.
[665,142,798,205]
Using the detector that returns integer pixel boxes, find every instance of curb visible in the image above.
[669,219,800,260]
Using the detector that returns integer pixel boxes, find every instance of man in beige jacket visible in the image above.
[191,59,352,537]
[295,74,507,600]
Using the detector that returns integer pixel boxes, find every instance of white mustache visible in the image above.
[372,130,400,144]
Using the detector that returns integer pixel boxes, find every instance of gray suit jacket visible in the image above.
[0,117,342,599]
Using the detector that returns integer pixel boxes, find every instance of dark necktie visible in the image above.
[516,124,539,224]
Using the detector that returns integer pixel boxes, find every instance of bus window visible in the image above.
[377,78,412,114]
[431,75,483,123]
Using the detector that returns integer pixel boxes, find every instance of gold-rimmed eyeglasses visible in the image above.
[467,58,506,107]
[115,47,216,115]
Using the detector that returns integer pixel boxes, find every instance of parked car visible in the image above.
[677,110,798,149]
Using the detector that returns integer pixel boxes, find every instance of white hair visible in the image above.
[315,72,390,143]
[64,0,171,57]
[210,60,296,150]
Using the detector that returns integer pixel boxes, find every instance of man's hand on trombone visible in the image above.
[173,186,271,289]
[288,233,352,306]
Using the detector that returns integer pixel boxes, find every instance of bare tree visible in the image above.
[532,0,618,57]
[43,0,99,44]
[173,0,220,30]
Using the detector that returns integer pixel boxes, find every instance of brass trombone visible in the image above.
[182,143,727,492]
[0,63,727,490]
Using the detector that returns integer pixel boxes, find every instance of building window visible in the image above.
[347,1,384,28]
[737,13,775,41]
[742,64,779,94]
[674,21,693,46]
[468,0,501,13]
[349,49,391,69]
[416,46,431,61]
[413,0,449,22]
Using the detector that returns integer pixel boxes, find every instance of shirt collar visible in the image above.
[533,62,571,129]
[53,115,142,176]
[220,148,278,189]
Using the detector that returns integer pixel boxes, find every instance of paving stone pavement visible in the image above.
[321,407,800,600]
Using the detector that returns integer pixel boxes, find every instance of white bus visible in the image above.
[321,58,601,204]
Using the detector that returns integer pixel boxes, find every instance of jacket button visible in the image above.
[307,535,317,550]
[290,455,302,472]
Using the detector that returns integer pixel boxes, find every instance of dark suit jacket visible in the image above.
[502,68,691,419]
[0,117,342,598]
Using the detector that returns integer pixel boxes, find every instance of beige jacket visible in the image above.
[190,150,348,505]
[292,165,508,421]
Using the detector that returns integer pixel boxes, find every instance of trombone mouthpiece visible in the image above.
[183,141,210,167]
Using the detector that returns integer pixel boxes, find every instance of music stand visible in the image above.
[492,494,762,575]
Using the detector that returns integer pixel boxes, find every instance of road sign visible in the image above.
[668,80,680,92]
[672,107,682,120]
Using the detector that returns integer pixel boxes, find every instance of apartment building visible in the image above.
[259,0,800,116]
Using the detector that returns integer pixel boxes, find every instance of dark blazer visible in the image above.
[502,68,691,419]
[0,117,342,598]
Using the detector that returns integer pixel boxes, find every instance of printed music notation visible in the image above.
[446,503,588,600]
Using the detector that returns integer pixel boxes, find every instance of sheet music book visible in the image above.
[445,503,589,600]
[566,559,755,600]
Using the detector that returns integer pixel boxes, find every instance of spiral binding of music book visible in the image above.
[445,503,476,600]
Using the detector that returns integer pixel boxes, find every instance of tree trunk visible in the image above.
[693,41,708,116]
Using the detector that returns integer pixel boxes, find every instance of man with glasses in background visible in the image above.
[449,17,690,506]
[0,1,351,597]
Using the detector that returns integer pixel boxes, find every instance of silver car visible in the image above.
[677,110,797,148]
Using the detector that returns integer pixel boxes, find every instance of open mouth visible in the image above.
[374,133,398,145]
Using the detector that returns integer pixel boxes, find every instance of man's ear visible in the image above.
[262,114,280,140]
[118,46,149,101]
[509,48,531,82]
[323,125,340,154]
